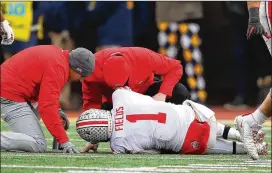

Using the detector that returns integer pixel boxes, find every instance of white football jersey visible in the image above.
[110,88,195,154]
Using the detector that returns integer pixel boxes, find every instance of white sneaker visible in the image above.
[256,142,268,155]
[254,130,265,143]
[234,115,259,160]
[234,115,264,143]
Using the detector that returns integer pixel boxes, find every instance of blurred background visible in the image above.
[1,1,271,113]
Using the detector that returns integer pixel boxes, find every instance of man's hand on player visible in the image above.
[82,142,99,153]
[247,7,271,39]
[152,93,167,102]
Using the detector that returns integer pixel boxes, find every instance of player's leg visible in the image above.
[206,138,246,154]
[260,1,272,55]
[216,122,241,141]
[1,98,46,152]
[234,88,271,160]
[235,88,271,130]
[188,100,241,141]
[206,138,268,155]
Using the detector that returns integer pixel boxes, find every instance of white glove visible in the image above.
[60,141,80,154]
[0,20,14,45]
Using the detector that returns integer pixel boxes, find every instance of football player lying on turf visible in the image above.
[76,87,267,155]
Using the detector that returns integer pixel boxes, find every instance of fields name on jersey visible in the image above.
[115,106,124,131]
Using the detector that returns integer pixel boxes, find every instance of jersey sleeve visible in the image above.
[134,149,161,154]
[111,137,152,154]
[110,137,129,154]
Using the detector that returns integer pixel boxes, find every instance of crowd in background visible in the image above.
[1,1,271,110]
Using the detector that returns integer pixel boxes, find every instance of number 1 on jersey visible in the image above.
[126,112,166,124]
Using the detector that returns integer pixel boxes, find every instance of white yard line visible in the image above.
[188,163,271,168]
[36,170,271,173]
[3,153,271,161]
[2,165,271,173]
[45,138,85,142]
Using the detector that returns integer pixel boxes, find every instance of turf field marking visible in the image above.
[3,165,271,173]
[0,165,247,171]
[36,170,270,173]
[2,165,191,172]
[245,160,271,163]
[45,138,84,142]
[4,153,269,161]
[188,163,271,168]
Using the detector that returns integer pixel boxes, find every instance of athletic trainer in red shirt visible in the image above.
[82,47,189,111]
[1,45,95,153]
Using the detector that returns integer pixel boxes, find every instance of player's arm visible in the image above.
[134,149,161,154]
[146,49,183,99]
[82,80,103,110]
[246,1,270,39]
[39,64,79,153]
[110,137,134,154]
[111,137,160,154]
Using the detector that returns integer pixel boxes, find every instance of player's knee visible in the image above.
[1,132,47,152]
[35,138,47,152]
[170,83,190,104]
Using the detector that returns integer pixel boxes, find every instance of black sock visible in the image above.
[232,141,237,154]
[223,125,231,139]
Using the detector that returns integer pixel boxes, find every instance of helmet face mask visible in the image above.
[76,109,112,143]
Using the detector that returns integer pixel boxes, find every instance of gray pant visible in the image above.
[1,98,47,152]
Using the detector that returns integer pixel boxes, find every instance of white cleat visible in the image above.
[234,115,259,160]
[256,142,268,155]
[254,130,265,143]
